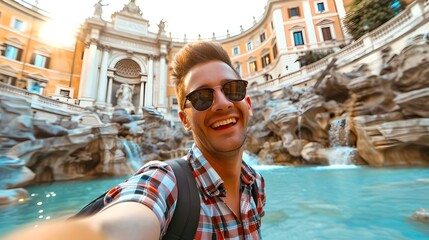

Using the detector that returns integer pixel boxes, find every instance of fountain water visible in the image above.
[328,118,356,165]
[120,139,143,172]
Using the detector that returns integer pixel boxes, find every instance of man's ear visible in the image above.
[245,96,253,117]
[179,110,192,131]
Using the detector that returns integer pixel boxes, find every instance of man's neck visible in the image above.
[202,149,242,184]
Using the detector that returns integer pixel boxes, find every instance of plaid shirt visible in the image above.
[104,145,266,239]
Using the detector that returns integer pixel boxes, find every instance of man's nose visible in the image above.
[211,88,233,111]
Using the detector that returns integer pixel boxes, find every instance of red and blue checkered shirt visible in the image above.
[104,145,266,239]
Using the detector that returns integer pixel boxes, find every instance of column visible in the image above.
[139,75,146,112]
[78,39,99,107]
[96,47,110,106]
[106,70,114,106]
[145,55,154,107]
[158,47,168,112]
[303,0,317,45]
[273,9,287,50]
[6,76,12,85]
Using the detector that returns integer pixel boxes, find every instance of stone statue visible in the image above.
[122,0,142,16]
[115,83,135,108]
[93,0,108,17]
[157,19,166,33]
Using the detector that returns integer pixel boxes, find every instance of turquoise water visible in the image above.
[1,166,429,239]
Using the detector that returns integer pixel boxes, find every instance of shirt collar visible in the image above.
[187,144,257,199]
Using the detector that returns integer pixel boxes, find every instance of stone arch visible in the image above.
[107,54,149,110]
[109,53,148,75]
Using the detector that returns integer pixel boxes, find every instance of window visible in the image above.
[321,27,332,41]
[293,31,305,46]
[0,75,17,86]
[246,41,253,51]
[30,82,41,93]
[261,54,271,68]
[249,61,257,73]
[3,45,23,61]
[172,97,178,105]
[317,2,326,12]
[32,54,50,68]
[260,32,266,43]
[59,89,70,97]
[232,46,240,56]
[13,19,24,31]
[273,43,278,59]
[288,7,300,18]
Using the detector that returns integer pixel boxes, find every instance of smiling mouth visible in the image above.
[211,118,237,129]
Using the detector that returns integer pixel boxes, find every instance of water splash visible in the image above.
[328,117,356,165]
[329,118,349,147]
[297,110,302,139]
[243,151,285,171]
[121,139,143,172]
[243,151,260,167]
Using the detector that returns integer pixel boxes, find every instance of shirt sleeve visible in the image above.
[102,160,178,236]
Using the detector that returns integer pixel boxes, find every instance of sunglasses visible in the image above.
[183,80,248,111]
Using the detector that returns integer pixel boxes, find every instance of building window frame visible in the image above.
[3,44,23,61]
[293,31,305,46]
[261,53,271,68]
[248,60,258,73]
[12,18,25,31]
[321,26,333,41]
[273,42,278,59]
[317,21,336,42]
[315,1,328,13]
[246,41,253,51]
[288,7,301,18]
[32,54,50,68]
[260,32,266,43]
[232,46,240,56]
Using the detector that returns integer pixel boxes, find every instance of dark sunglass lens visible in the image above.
[188,89,213,111]
[223,81,247,101]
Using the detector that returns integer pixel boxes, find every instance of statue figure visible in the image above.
[157,19,166,33]
[115,83,135,108]
[93,0,108,17]
[122,0,142,15]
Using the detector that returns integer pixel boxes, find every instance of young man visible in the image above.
[5,41,265,240]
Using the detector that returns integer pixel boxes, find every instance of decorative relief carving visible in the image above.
[114,17,148,36]
[99,36,158,53]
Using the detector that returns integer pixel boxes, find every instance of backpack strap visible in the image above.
[163,158,200,240]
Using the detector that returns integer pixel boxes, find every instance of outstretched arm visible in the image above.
[4,202,161,240]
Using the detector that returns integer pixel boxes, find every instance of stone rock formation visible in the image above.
[246,34,429,167]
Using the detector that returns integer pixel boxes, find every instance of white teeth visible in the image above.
[211,118,236,128]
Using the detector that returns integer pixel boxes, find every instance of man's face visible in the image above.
[179,60,253,156]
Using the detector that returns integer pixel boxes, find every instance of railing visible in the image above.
[0,82,87,114]
[251,0,428,92]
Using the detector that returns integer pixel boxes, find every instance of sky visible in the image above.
[32,0,268,42]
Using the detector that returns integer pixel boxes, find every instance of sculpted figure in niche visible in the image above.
[116,83,135,108]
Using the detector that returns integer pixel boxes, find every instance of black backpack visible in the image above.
[70,158,200,240]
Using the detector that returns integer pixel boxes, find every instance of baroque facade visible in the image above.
[0,0,352,120]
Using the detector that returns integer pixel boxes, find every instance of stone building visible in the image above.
[0,0,357,121]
